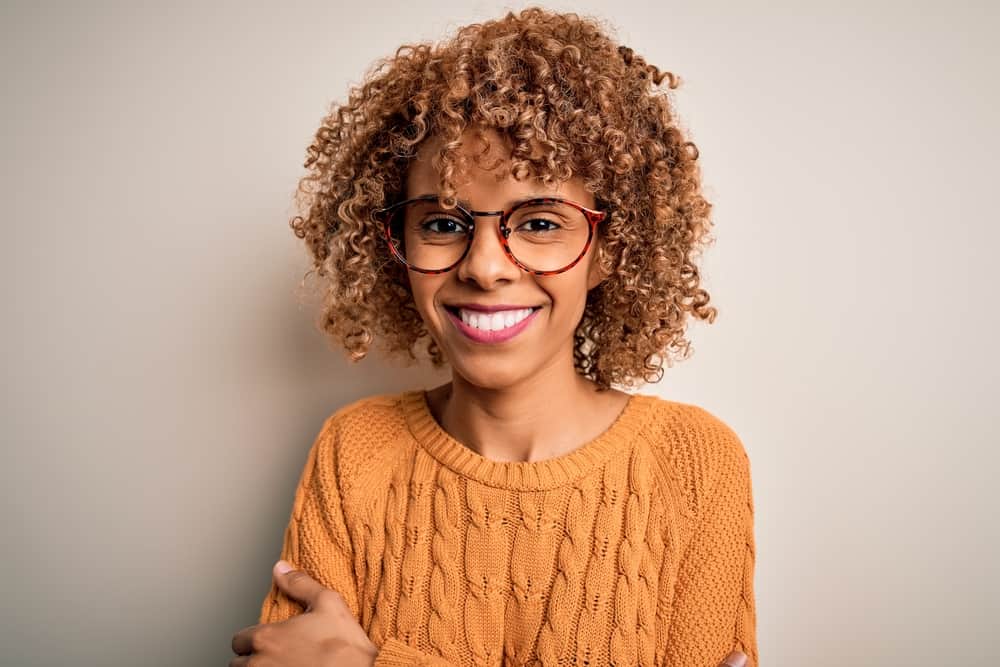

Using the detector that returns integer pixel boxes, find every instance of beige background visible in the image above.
[2,1,997,665]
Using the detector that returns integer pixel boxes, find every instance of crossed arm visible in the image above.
[236,560,751,667]
[231,419,758,666]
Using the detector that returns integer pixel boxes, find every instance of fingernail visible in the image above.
[275,559,293,574]
[723,651,747,667]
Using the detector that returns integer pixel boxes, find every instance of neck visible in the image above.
[432,350,626,463]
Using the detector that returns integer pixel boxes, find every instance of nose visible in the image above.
[455,213,522,289]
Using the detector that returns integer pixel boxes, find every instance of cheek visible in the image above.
[406,274,444,320]
[545,275,590,320]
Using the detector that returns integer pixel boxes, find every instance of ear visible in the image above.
[586,236,611,291]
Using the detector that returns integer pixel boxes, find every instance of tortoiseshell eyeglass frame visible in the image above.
[372,194,607,276]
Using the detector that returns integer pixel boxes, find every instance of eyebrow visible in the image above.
[412,193,563,209]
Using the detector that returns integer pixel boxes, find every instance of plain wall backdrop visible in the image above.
[2,1,997,665]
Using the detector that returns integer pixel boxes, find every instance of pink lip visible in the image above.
[445,307,540,344]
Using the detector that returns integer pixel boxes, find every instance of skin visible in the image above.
[230,125,750,667]
[229,560,378,667]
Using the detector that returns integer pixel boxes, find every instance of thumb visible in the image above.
[719,650,748,667]
[272,560,326,610]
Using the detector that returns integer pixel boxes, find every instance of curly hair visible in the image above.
[289,6,718,390]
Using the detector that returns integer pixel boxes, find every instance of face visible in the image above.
[400,126,607,390]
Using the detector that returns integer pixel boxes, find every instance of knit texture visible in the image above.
[259,389,758,667]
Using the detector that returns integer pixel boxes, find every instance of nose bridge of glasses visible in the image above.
[468,209,507,236]
[466,209,510,243]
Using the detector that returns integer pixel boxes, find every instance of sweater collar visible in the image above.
[399,388,653,490]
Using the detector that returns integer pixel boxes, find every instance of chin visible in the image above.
[449,357,531,391]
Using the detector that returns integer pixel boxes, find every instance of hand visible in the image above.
[720,650,748,667]
[230,560,379,667]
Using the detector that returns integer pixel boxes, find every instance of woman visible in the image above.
[231,7,757,667]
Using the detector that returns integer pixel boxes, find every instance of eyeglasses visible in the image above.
[372,195,607,275]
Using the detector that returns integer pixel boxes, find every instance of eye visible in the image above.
[517,218,561,233]
[422,217,470,234]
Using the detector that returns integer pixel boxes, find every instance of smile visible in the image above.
[444,306,542,344]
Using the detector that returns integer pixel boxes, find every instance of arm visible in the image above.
[662,435,759,667]
[258,414,361,623]
[258,413,461,666]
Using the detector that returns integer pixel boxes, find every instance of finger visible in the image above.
[719,650,748,667]
[228,656,251,667]
[272,559,326,610]
[230,623,261,656]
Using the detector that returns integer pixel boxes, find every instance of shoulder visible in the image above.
[310,390,416,497]
[318,391,407,433]
[637,393,752,520]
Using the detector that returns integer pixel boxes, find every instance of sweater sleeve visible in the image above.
[257,412,462,667]
[663,433,759,667]
[371,638,465,666]
[258,414,361,623]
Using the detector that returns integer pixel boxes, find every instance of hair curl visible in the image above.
[290,6,718,390]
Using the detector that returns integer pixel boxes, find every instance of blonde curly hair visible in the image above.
[290,6,718,390]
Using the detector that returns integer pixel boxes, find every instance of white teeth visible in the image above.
[459,307,534,331]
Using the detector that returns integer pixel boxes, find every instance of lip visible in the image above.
[444,305,541,344]
[446,302,541,313]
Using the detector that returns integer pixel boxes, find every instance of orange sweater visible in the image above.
[259,389,758,667]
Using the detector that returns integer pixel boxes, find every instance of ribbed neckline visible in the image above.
[399,388,654,490]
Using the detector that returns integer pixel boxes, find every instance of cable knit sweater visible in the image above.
[258,389,758,667]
